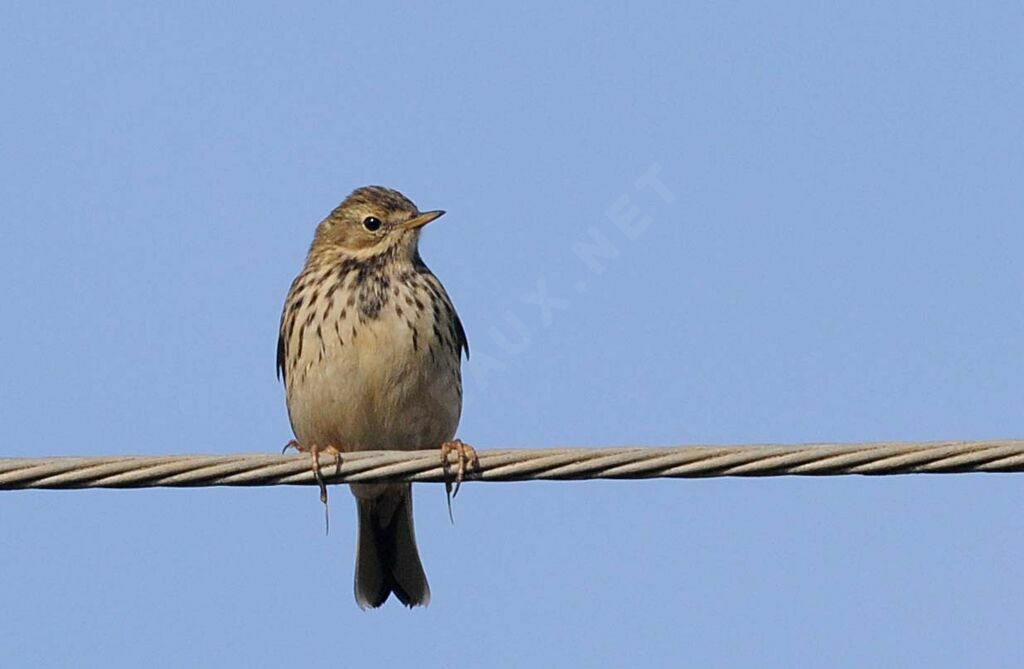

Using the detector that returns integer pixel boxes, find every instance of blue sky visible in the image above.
[2,2,1022,667]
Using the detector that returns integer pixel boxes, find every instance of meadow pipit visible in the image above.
[277,186,475,609]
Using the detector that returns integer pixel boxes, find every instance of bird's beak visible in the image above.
[402,210,445,230]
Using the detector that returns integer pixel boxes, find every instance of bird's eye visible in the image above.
[362,216,382,232]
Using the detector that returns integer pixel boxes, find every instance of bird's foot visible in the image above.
[440,439,479,523]
[283,440,343,533]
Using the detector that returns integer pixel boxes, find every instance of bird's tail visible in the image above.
[354,485,430,609]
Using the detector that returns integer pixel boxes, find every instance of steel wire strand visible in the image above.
[1,440,1023,491]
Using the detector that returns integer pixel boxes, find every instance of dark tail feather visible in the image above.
[354,486,430,609]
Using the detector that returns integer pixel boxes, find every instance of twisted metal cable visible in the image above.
[1,440,1023,491]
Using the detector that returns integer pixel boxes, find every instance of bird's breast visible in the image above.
[281,267,463,452]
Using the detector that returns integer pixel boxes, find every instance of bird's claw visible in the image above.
[282,440,342,534]
[441,439,478,523]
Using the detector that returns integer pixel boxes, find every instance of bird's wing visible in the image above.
[276,329,287,383]
[454,311,469,360]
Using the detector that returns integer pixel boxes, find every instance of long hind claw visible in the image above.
[282,440,343,534]
[440,439,479,523]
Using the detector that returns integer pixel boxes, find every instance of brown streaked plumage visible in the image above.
[277,185,472,609]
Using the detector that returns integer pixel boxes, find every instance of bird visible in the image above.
[277,185,476,609]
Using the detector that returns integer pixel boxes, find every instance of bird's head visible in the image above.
[310,185,444,262]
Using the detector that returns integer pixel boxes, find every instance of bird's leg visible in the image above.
[440,439,479,522]
[283,439,343,533]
